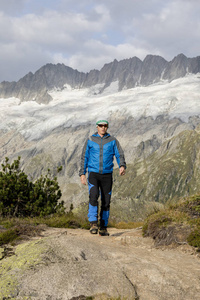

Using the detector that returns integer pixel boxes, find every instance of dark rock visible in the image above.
[1,54,200,104]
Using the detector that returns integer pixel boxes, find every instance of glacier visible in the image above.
[0,73,200,141]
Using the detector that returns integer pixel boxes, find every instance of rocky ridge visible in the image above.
[0,54,200,103]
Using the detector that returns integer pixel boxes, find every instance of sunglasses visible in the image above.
[98,124,108,128]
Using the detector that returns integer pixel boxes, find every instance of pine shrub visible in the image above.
[0,157,64,217]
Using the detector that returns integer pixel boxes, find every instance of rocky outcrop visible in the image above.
[139,54,167,85]
[0,54,200,103]
[163,53,200,81]
[0,64,86,104]
[1,227,200,300]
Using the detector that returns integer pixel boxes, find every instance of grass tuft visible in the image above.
[142,194,200,250]
[0,211,90,246]
[109,221,143,229]
[187,229,200,249]
[0,229,19,246]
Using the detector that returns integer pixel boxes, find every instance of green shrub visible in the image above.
[187,229,200,248]
[0,229,19,246]
[0,157,64,217]
[142,194,200,250]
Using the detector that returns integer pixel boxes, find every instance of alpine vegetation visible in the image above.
[0,157,64,217]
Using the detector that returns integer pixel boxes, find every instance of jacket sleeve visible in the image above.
[114,138,126,169]
[79,139,90,176]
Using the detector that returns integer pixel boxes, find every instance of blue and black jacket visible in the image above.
[79,132,126,176]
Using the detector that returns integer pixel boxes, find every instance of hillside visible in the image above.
[110,127,200,221]
[0,54,200,218]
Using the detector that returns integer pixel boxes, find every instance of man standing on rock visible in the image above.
[79,119,126,236]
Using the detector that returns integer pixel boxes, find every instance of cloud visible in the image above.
[0,0,27,15]
[63,41,150,73]
[0,0,200,82]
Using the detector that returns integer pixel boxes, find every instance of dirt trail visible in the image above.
[7,226,198,300]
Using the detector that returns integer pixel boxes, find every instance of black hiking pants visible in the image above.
[87,172,113,228]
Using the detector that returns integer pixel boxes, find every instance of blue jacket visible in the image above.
[79,132,126,175]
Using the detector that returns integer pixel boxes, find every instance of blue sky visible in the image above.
[0,0,200,82]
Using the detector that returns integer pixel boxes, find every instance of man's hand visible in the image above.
[119,166,126,176]
[80,174,87,185]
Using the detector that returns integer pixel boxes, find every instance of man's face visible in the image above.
[97,124,108,136]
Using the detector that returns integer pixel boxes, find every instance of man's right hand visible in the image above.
[80,175,87,185]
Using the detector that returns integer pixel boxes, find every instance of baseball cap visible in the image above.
[96,119,109,127]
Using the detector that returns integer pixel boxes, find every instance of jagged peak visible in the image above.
[143,54,168,63]
[171,53,188,62]
[1,53,200,104]
[100,58,119,70]
[176,53,187,58]
[4,53,196,84]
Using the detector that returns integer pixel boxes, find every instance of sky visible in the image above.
[0,0,200,83]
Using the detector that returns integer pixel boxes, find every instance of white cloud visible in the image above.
[0,0,27,15]
[129,0,200,57]
[0,0,200,82]
[64,41,150,72]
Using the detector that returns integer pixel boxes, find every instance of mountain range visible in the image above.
[0,53,200,220]
[0,53,200,104]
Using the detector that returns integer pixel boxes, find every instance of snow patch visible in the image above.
[0,74,200,140]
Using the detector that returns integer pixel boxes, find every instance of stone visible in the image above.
[1,227,200,299]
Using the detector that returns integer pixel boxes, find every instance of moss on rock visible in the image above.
[0,239,48,299]
[0,247,4,260]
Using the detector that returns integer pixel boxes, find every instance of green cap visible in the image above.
[96,120,108,125]
[96,119,109,127]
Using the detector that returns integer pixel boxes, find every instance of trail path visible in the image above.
[1,227,200,300]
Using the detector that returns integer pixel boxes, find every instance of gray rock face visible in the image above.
[139,54,168,85]
[163,53,200,81]
[3,227,200,300]
[0,54,200,104]
[0,64,86,104]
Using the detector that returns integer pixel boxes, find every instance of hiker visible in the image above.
[79,119,126,236]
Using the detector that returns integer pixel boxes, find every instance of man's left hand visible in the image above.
[119,166,126,176]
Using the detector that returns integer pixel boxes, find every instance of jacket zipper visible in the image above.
[99,137,103,174]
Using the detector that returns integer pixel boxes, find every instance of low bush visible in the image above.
[142,194,200,250]
[0,228,19,246]
[187,229,200,249]
[0,157,64,217]
[0,209,90,246]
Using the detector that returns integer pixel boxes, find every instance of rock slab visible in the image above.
[1,228,200,300]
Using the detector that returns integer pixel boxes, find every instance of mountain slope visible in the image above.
[0,54,200,104]
[0,54,200,219]
[111,127,200,221]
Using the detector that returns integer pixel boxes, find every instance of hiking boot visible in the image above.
[99,227,109,236]
[90,223,98,234]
